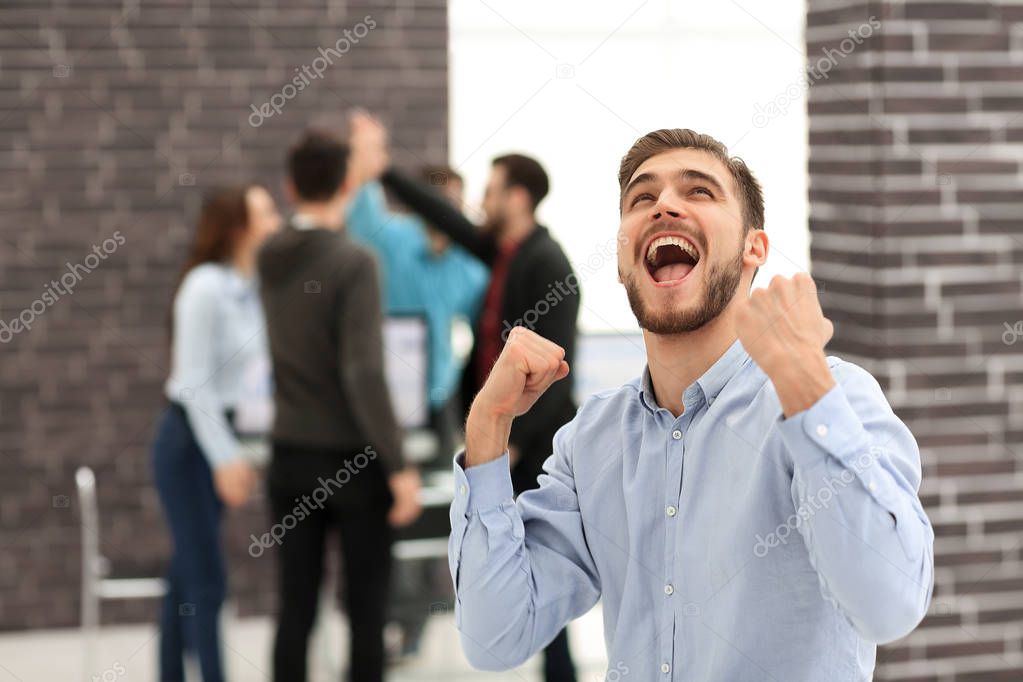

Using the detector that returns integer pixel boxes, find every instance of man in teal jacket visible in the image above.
[346,164,487,659]
[347,166,488,456]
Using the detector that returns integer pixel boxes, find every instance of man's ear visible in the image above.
[744,228,768,269]
[511,186,533,215]
[283,178,298,205]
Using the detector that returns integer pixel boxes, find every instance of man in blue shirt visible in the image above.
[448,129,934,680]
[346,164,488,459]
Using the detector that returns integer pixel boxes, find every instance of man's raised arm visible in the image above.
[449,327,600,670]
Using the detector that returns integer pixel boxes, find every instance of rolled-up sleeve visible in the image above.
[448,419,601,671]
[777,359,934,644]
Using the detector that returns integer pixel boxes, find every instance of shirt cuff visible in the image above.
[453,450,514,515]
[777,380,906,525]
[777,382,866,473]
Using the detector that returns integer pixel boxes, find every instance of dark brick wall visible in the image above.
[0,0,448,630]
[806,0,1023,679]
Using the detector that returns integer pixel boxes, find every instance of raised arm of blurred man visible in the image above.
[347,115,488,458]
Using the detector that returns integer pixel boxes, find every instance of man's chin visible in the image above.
[627,279,729,335]
[482,216,504,235]
[623,249,744,336]
[644,279,700,307]
[636,308,711,335]
[630,289,708,333]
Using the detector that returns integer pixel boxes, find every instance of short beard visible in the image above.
[622,246,744,335]
[483,207,505,236]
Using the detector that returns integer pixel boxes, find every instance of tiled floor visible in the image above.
[0,607,608,681]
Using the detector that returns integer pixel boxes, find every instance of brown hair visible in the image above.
[168,184,257,338]
[179,185,254,280]
[617,129,765,232]
[493,153,549,211]
[288,129,349,201]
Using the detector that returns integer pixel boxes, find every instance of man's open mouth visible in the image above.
[645,235,700,284]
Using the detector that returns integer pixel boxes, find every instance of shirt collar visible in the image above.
[291,213,325,231]
[638,338,752,413]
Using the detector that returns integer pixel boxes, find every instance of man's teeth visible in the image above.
[646,235,699,264]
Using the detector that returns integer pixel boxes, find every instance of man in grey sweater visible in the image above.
[258,127,420,682]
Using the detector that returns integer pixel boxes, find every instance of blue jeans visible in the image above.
[152,404,226,682]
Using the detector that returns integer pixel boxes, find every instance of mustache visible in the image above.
[635,219,705,261]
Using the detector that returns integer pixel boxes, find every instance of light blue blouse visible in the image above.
[164,262,266,468]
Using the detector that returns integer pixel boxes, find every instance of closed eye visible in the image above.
[630,192,655,207]
[691,186,714,198]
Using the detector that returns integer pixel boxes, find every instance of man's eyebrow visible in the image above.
[679,168,727,196]
[622,172,657,200]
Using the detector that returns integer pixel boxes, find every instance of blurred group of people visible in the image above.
[150,112,582,682]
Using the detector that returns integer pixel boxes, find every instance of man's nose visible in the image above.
[651,195,686,221]
[650,188,691,221]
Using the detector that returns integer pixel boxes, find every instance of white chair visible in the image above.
[76,466,167,681]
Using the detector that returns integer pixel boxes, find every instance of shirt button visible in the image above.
[459,485,467,495]
[815,424,828,438]
[666,506,677,517]
[672,429,682,440]
[661,662,671,674]
[868,481,877,492]
[664,584,674,595]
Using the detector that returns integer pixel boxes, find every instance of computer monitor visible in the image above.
[382,313,431,430]
[573,331,648,404]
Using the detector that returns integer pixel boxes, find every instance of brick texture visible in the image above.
[806,0,1023,679]
[0,0,448,630]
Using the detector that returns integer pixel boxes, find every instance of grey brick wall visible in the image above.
[806,0,1023,678]
[0,0,448,630]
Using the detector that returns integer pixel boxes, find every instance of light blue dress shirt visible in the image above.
[165,262,266,468]
[347,182,488,408]
[448,339,934,680]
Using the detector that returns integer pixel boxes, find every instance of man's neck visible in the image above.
[643,304,742,418]
[293,200,345,231]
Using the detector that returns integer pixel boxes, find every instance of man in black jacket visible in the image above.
[350,114,579,682]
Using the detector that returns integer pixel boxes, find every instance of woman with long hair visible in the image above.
[152,183,281,681]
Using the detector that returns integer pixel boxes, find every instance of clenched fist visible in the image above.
[735,272,836,418]
[465,327,570,467]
